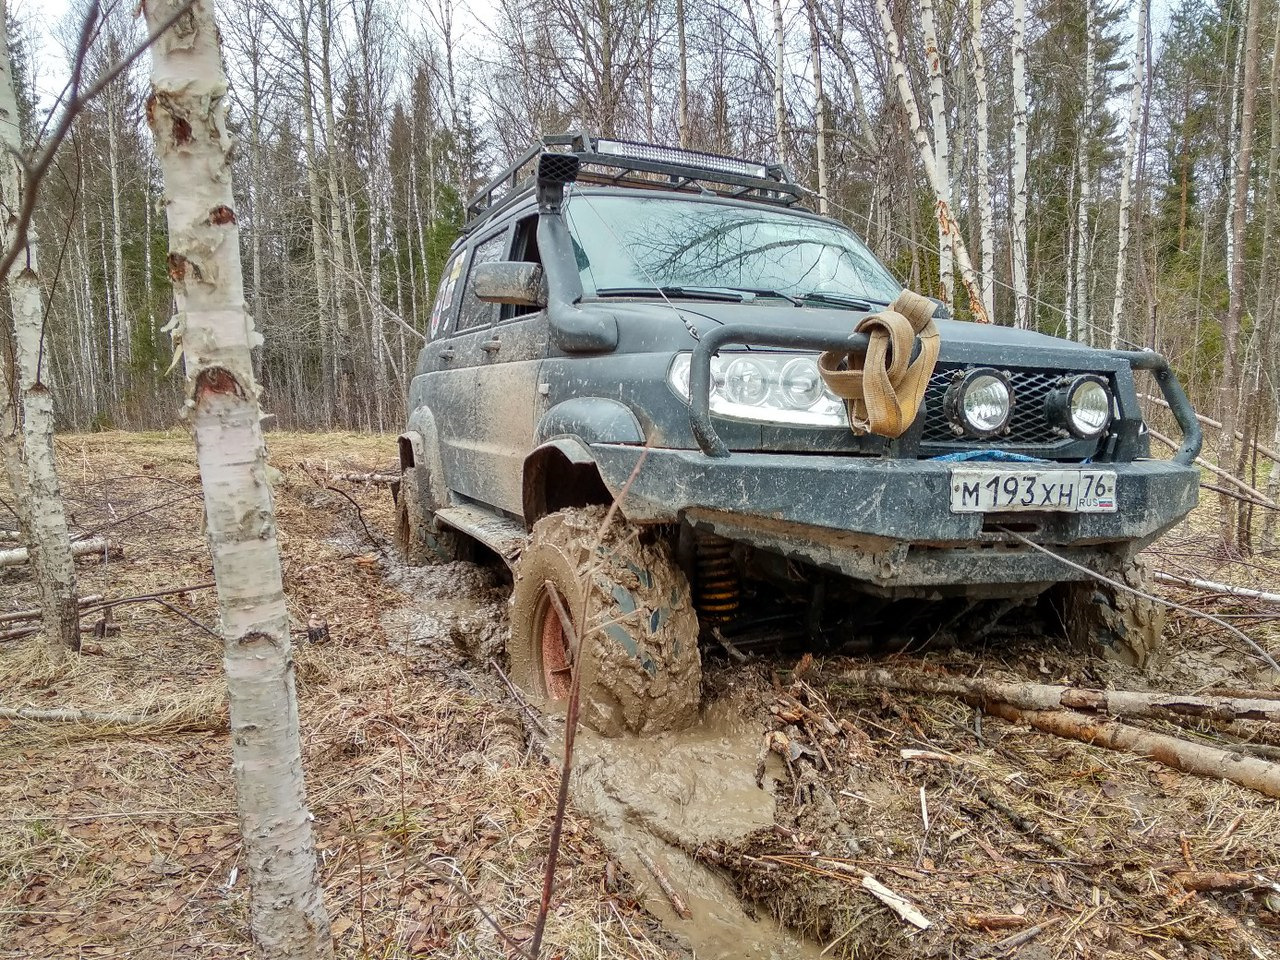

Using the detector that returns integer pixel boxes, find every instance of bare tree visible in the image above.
[0,0,80,657]
[877,0,988,322]
[968,0,993,321]
[143,1,333,955]
[1109,0,1148,349]
[1219,0,1263,543]
[919,0,952,302]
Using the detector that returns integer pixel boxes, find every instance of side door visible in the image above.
[426,226,512,510]
[466,214,551,517]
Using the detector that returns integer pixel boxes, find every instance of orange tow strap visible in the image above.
[817,290,941,438]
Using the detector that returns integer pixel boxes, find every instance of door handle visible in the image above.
[438,347,455,361]
[480,337,502,354]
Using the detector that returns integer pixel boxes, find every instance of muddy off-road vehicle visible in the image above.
[394,133,1203,735]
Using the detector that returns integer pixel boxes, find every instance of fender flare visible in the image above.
[398,406,450,510]
[534,397,644,447]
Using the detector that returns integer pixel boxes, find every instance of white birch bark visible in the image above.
[920,0,953,302]
[877,0,989,323]
[771,0,788,167]
[0,0,80,657]
[106,83,129,368]
[142,2,333,955]
[1220,0,1262,540]
[1109,0,1149,349]
[1011,0,1029,328]
[1258,15,1280,551]
[968,0,994,321]
[1073,1,1095,343]
[805,0,829,214]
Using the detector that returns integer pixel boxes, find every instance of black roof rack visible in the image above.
[464,132,807,230]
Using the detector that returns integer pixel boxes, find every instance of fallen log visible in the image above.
[1153,571,1280,606]
[0,537,116,568]
[840,668,1280,724]
[981,702,1280,799]
[0,705,150,725]
[0,594,104,625]
[332,471,397,485]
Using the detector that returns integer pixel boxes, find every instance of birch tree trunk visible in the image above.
[1073,1,1095,343]
[920,0,952,303]
[1109,0,1149,350]
[1257,15,1280,552]
[805,0,829,214]
[297,0,334,426]
[876,0,989,323]
[0,0,80,658]
[968,0,994,321]
[1220,0,1262,544]
[771,0,788,167]
[143,2,333,955]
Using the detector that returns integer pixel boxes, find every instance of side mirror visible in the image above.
[473,262,547,308]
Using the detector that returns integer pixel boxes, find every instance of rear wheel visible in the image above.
[508,506,702,736]
[1058,558,1165,668]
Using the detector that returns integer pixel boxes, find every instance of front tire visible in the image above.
[1059,558,1165,668]
[508,507,702,736]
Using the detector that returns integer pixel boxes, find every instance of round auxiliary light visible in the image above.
[944,368,1013,439]
[1047,374,1112,439]
[778,357,825,409]
[721,356,771,406]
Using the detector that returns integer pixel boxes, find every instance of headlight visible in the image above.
[1047,374,1112,439]
[667,353,847,427]
[944,367,1013,438]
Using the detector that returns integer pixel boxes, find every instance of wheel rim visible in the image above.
[537,592,574,701]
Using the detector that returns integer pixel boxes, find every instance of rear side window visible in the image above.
[455,233,508,332]
[429,252,465,339]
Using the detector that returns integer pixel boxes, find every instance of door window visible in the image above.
[455,232,508,332]
[429,251,465,339]
[502,216,543,322]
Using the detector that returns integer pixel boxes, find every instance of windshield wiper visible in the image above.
[596,286,750,302]
[797,292,879,311]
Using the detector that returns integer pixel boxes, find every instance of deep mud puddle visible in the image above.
[563,699,826,960]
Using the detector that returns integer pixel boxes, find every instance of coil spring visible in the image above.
[694,530,740,623]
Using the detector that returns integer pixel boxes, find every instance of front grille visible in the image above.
[921,366,1085,448]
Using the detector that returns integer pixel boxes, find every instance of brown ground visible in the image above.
[0,432,678,960]
[3,433,1280,959]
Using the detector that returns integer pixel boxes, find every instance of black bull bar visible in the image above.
[687,324,1203,464]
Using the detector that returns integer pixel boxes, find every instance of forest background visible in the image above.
[3,0,1270,461]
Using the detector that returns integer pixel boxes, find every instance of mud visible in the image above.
[378,545,824,958]
[568,695,827,960]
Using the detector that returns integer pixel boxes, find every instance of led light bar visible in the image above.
[593,138,771,180]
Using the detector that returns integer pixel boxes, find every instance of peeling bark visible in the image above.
[0,0,81,658]
[143,2,333,957]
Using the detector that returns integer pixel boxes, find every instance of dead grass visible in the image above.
[693,596,1280,958]
[0,431,676,960]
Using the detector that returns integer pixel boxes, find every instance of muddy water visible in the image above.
[377,552,823,959]
[569,698,826,960]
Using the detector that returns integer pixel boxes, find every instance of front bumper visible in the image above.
[590,444,1199,589]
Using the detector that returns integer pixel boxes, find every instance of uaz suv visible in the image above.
[394,134,1201,735]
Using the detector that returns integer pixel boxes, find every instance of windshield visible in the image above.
[564,194,903,304]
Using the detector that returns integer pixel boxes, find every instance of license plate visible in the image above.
[948,467,1117,513]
